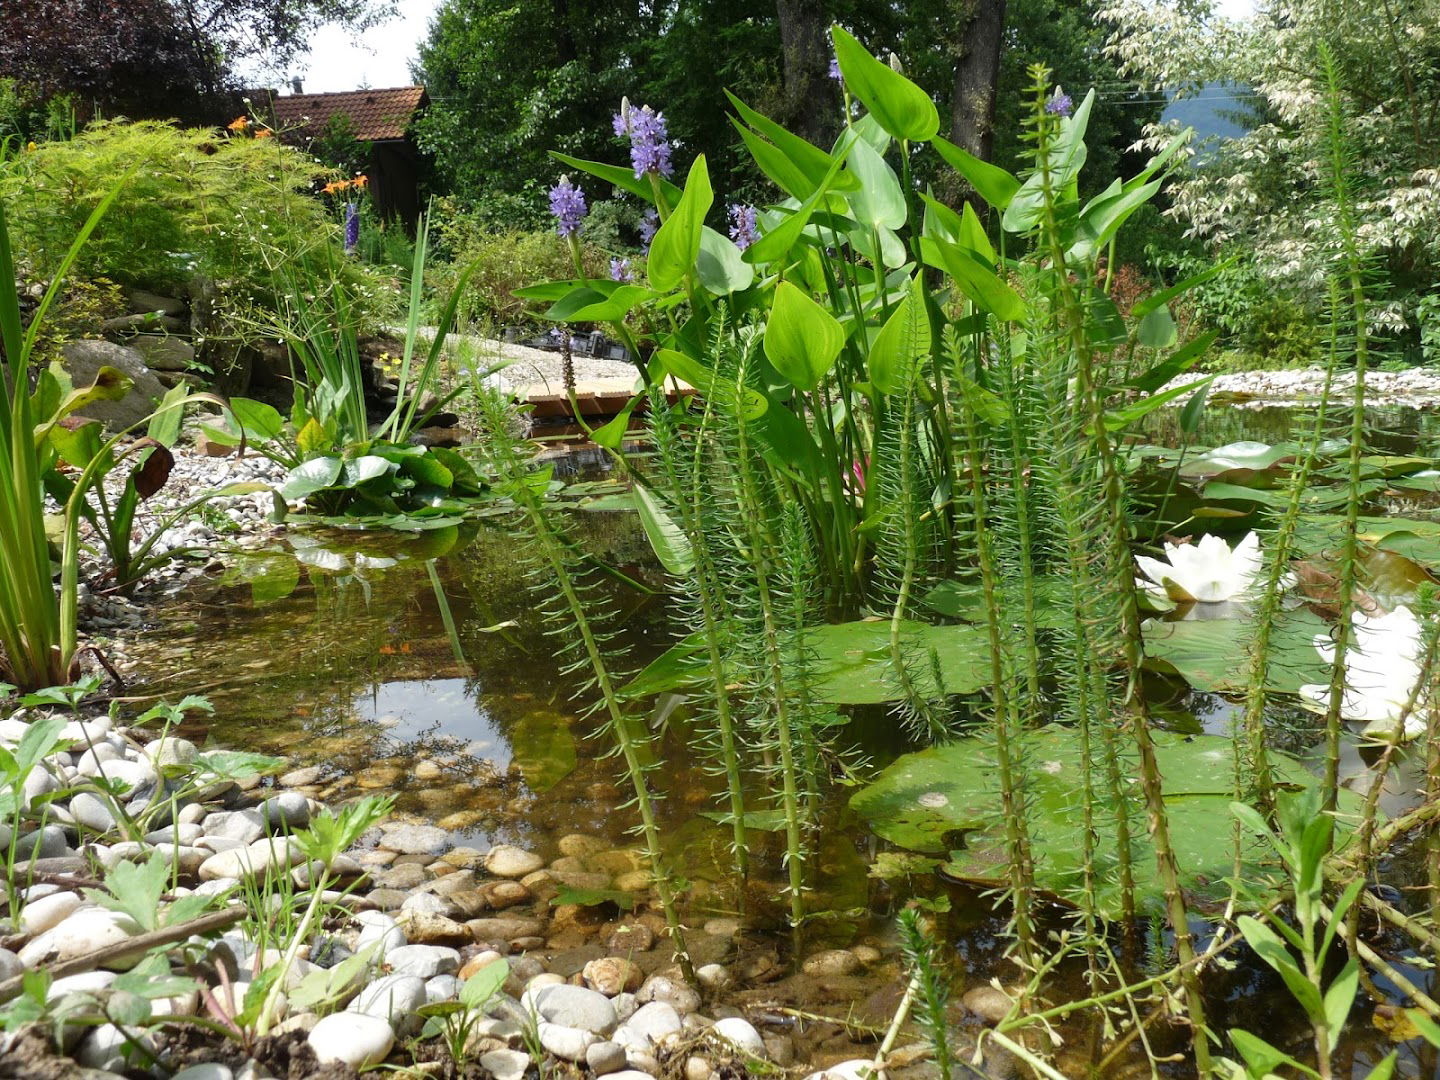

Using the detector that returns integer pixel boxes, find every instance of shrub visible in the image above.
[429,201,608,330]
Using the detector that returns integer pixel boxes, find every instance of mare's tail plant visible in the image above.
[475,387,694,981]
[897,908,954,1080]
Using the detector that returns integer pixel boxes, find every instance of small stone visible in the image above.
[374,862,427,890]
[172,1065,234,1080]
[397,909,470,946]
[441,846,485,870]
[280,765,322,787]
[480,1048,531,1080]
[852,944,882,965]
[801,1060,883,1080]
[763,1034,795,1067]
[636,974,700,1015]
[380,823,449,855]
[685,1055,712,1080]
[386,944,460,978]
[480,880,531,910]
[414,759,444,781]
[695,964,731,992]
[48,971,118,1001]
[605,923,656,953]
[583,957,643,996]
[537,1021,593,1061]
[468,916,545,943]
[557,834,608,859]
[802,949,861,977]
[69,792,116,833]
[962,984,1014,1025]
[354,910,407,957]
[0,949,23,982]
[613,870,653,893]
[145,736,199,767]
[308,1011,394,1068]
[712,1018,766,1059]
[198,837,301,881]
[588,1039,629,1073]
[701,918,741,939]
[76,1023,154,1071]
[349,974,427,1032]
[19,891,82,936]
[19,908,140,968]
[614,1002,682,1051]
[458,950,506,980]
[258,792,310,831]
[524,983,618,1034]
[485,844,545,878]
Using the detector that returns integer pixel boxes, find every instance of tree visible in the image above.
[0,0,395,121]
[1103,0,1440,349]
[951,0,1006,160]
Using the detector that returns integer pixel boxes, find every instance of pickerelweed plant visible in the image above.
[494,24,1440,1075]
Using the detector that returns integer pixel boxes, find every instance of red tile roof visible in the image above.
[267,86,427,142]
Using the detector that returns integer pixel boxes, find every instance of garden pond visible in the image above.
[105,404,1440,1078]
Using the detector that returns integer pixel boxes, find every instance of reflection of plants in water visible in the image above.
[475,386,695,981]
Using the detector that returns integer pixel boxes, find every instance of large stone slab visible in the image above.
[58,339,167,431]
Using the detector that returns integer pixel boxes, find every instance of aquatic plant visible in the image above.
[474,386,694,981]
[1135,531,1269,603]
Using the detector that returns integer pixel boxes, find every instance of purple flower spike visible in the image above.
[638,208,659,249]
[344,202,359,253]
[614,103,673,179]
[1045,90,1073,117]
[610,257,633,283]
[548,176,587,237]
[727,204,758,251]
[828,56,843,82]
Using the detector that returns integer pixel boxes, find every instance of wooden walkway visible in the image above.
[521,377,695,422]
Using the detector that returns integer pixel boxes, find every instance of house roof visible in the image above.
[267,86,427,142]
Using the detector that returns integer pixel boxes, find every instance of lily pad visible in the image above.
[509,709,577,793]
[850,727,1362,918]
[1141,609,1331,695]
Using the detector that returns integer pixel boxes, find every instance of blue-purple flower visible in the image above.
[548,176,587,237]
[727,204,758,251]
[1045,90,1073,117]
[638,208,659,249]
[344,202,359,253]
[610,257,633,283]
[613,101,673,179]
[828,56,842,82]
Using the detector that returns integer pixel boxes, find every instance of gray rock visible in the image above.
[69,793,116,834]
[522,983,617,1035]
[128,334,195,372]
[354,910,406,957]
[198,837,301,881]
[308,1011,394,1068]
[801,949,861,977]
[801,1061,884,1080]
[280,765,322,787]
[348,974,426,1032]
[539,1021,596,1062]
[614,1002,682,1052]
[962,985,1013,1025]
[172,1065,234,1080]
[18,825,70,861]
[481,1048,531,1080]
[467,916,545,942]
[385,944,459,979]
[378,824,448,856]
[19,891,82,935]
[145,736,199,767]
[596,1072,657,1080]
[425,974,462,1003]
[373,863,427,890]
[207,810,265,844]
[103,312,185,336]
[636,975,700,1015]
[485,844,545,878]
[587,1040,629,1074]
[259,792,310,831]
[58,340,167,431]
[129,289,186,316]
[712,1018,766,1058]
[0,949,23,982]
[75,1023,155,1071]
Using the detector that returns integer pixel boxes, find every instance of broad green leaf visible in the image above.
[1103,376,1214,431]
[852,728,1354,918]
[280,456,343,500]
[1239,915,1323,1017]
[844,138,906,230]
[831,26,940,142]
[340,455,395,488]
[653,349,767,419]
[695,227,754,295]
[1131,331,1219,393]
[1141,609,1332,695]
[743,153,849,265]
[459,958,510,1006]
[1229,1029,1310,1078]
[867,274,931,394]
[550,152,682,210]
[931,137,1020,210]
[809,619,989,704]
[1138,304,1178,349]
[633,484,693,575]
[552,885,637,911]
[764,281,845,391]
[725,91,858,196]
[921,236,1024,321]
[648,156,714,294]
[547,284,653,322]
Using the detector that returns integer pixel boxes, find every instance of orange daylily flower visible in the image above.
[227,116,249,132]
[255,127,274,139]
[353,174,368,189]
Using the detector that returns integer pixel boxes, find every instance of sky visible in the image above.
[285,0,1260,96]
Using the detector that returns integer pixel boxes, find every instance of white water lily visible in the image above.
[1299,605,1431,741]
[1135,531,1267,603]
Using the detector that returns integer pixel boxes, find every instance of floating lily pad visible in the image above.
[850,727,1363,917]
[1140,609,1331,695]
[509,709,577,793]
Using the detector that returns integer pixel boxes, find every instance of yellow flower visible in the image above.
[25,141,37,153]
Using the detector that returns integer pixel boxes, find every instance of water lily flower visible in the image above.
[1135,531,1267,603]
[1299,605,1431,740]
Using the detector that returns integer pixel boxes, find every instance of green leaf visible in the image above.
[1322,959,1359,1038]
[853,728,1346,918]
[83,853,166,932]
[809,619,989,704]
[831,26,939,142]
[764,281,846,390]
[229,398,285,442]
[459,958,510,1007]
[648,155,714,294]
[547,284,653,322]
[1229,1029,1312,1078]
[550,152,683,210]
[1239,915,1324,1018]
[844,138,907,230]
[725,91,856,197]
[633,484,693,575]
[867,274,931,394]
[695,227,754,295]
[653,349,767,419]
[1141,610,1333,695]
[1138,304,1178,349]
[1102,376,1214,431]
[552,885,637,911]
[931,137,1020,210]
[280,456,343,500]
[340,455,396,489]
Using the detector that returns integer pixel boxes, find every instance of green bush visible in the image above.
[1240,296,1323,368]
[0,119,393,330]
[429,201,608,330]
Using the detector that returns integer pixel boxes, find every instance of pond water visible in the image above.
[117,402,1440,1078]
